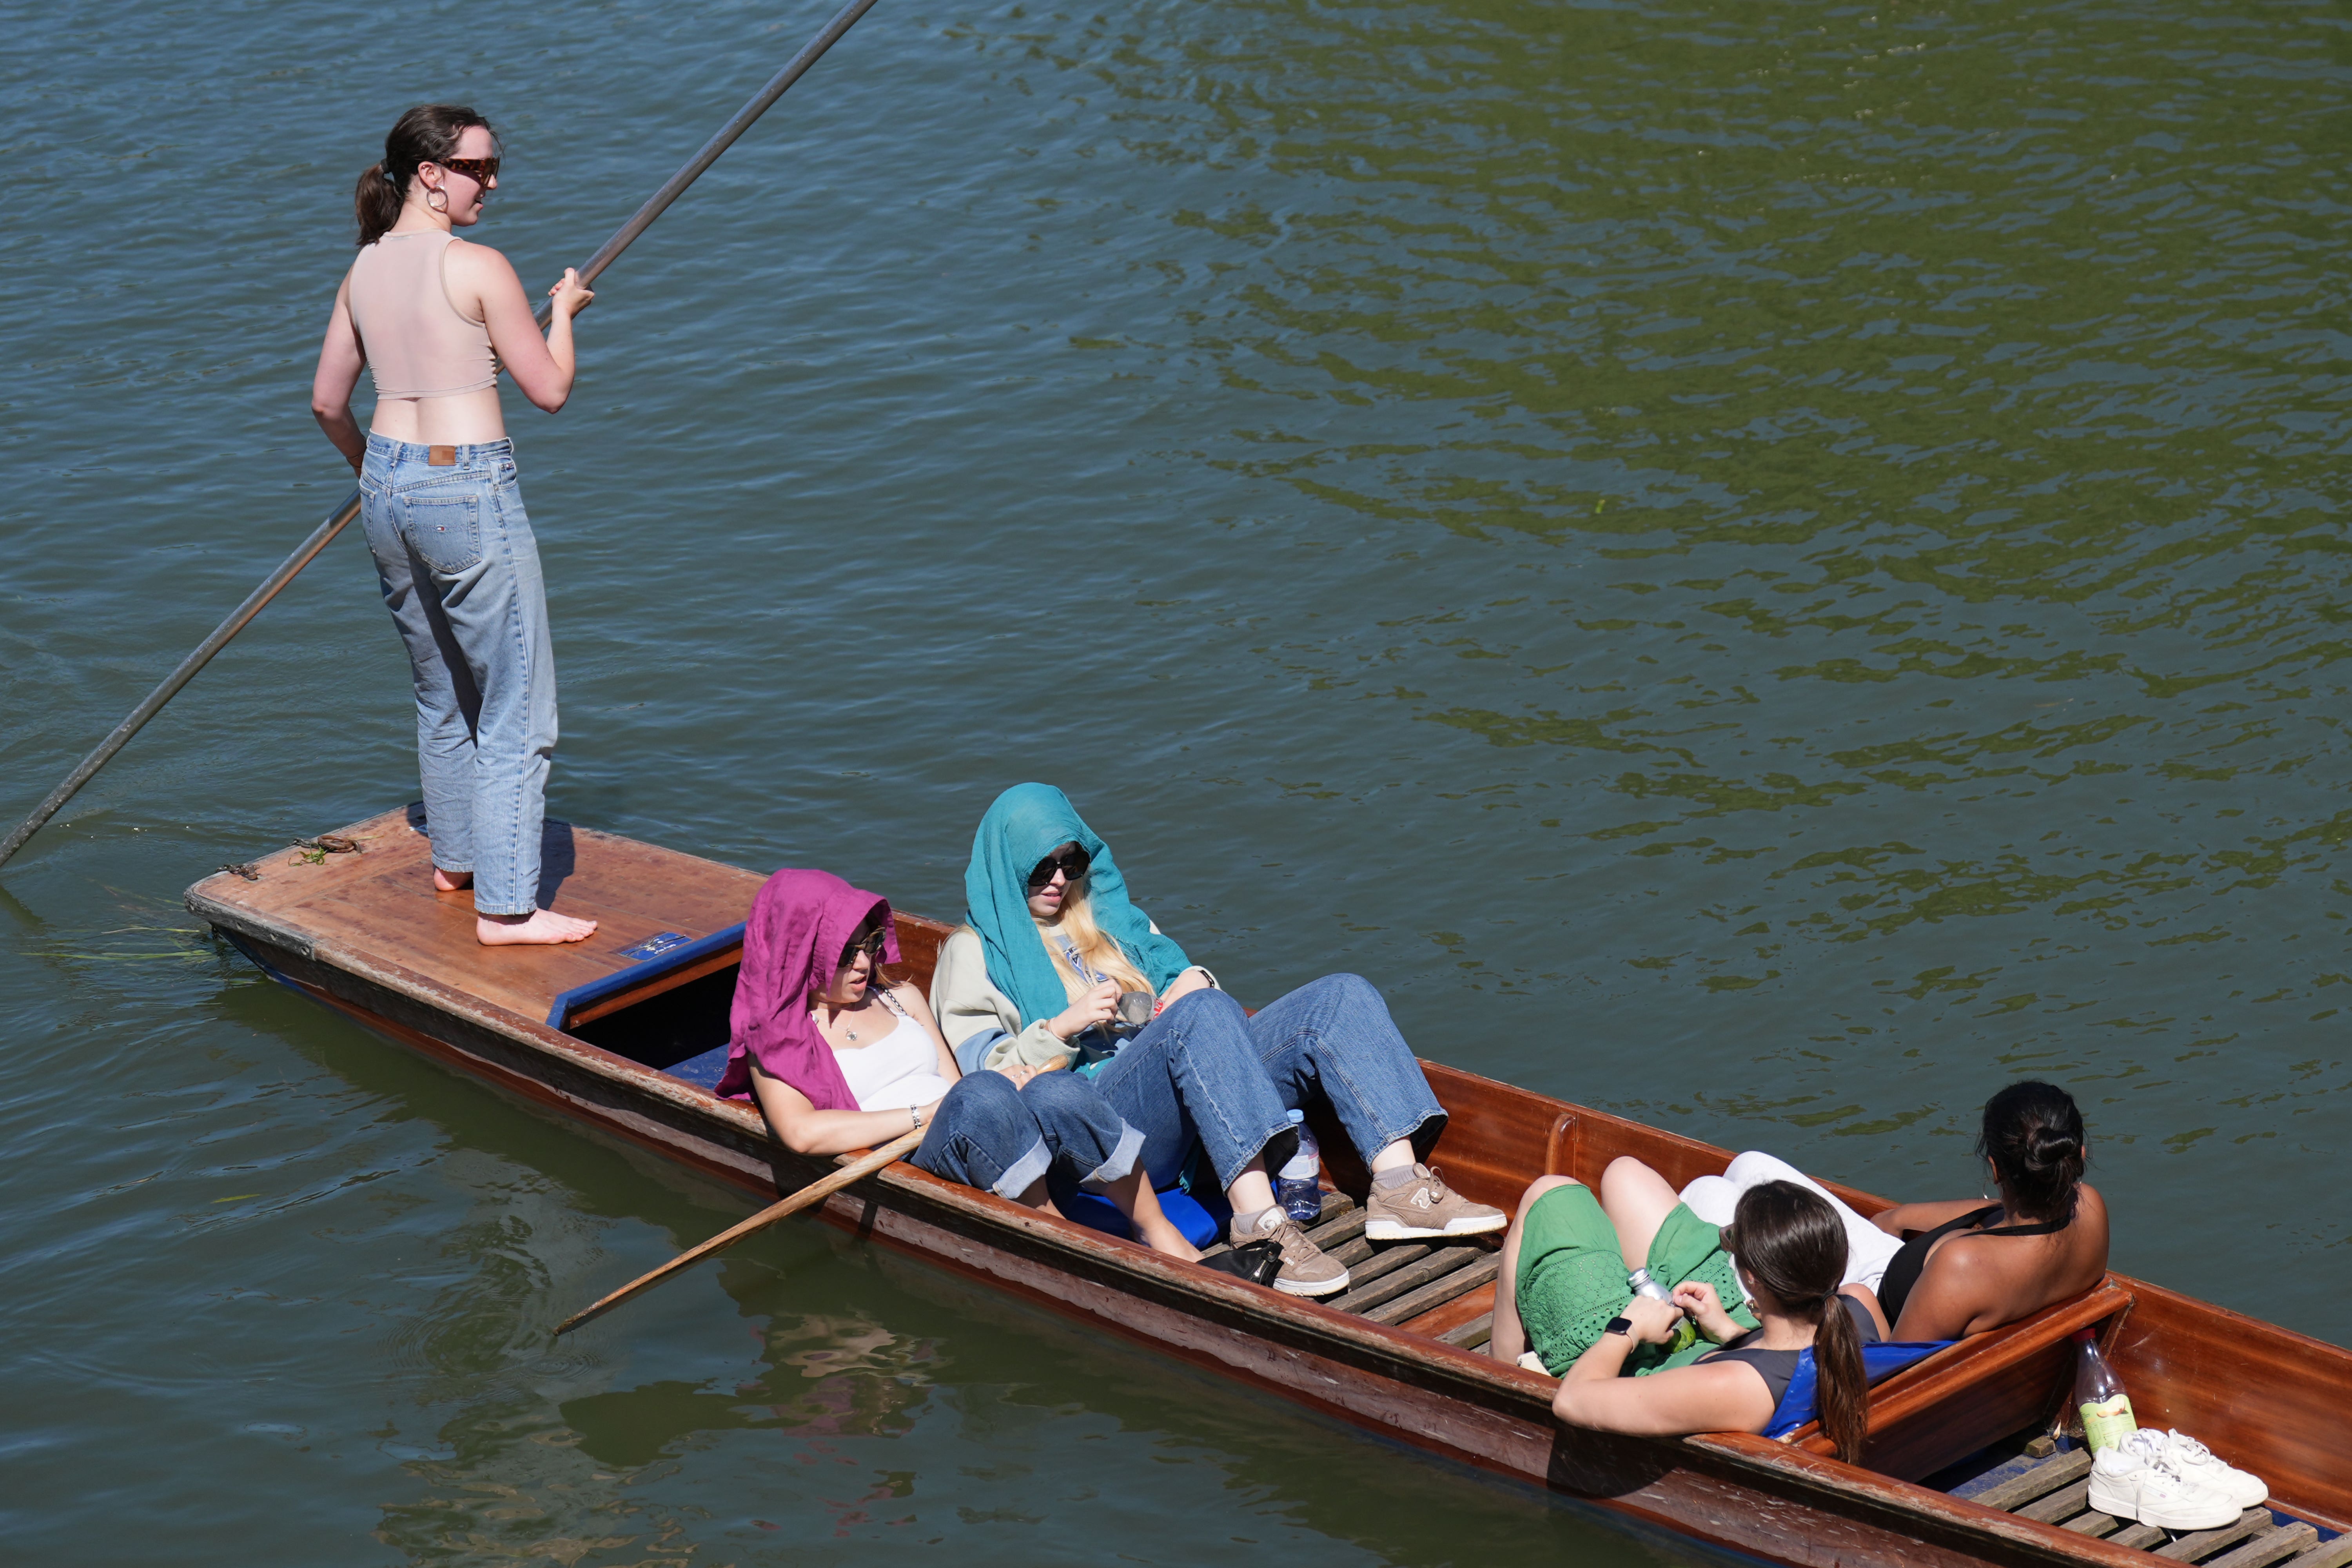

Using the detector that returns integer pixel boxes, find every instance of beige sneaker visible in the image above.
[1364,1164,1508,1241]
[1232,1208,1350,1297]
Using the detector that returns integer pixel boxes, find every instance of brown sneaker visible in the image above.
[1363,1164,1508,1241]
[1231,1208,1350,1297]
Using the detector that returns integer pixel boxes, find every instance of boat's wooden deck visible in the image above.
[202,805,764,1026]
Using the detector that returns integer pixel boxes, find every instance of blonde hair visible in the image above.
[1041,877,1151,996]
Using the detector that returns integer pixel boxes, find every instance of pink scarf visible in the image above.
[713,867,903,1109]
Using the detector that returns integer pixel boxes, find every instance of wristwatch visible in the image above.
[1604,1316,1634,1337]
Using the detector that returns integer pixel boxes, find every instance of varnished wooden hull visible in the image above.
[187,809,2352,1568]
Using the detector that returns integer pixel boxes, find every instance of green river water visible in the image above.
[5,0,2348,1561]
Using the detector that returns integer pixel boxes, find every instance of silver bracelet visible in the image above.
[910,1105,924,1132]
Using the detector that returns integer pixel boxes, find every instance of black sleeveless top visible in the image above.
[1700,1293,1880,1410]
[1877,1203,2069,1325]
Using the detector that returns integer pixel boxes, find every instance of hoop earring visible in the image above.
[426,187,448,214]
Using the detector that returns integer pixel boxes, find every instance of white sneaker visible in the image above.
[2127,1429,2268,1510]
[2087,1446,2240,1532]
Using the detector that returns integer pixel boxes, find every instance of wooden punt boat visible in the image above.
[187,807,2352,1568]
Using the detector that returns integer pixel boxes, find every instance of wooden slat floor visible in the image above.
[1958,1443,2352,1568]
[1201,1191,1503,1341]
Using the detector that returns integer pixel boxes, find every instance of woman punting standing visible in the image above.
[310,104,597,945]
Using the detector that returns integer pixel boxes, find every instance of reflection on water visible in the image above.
[559,1306,936,1467]
[363,1187,1673,1568]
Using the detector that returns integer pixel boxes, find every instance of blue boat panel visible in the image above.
[545,922,747,1029]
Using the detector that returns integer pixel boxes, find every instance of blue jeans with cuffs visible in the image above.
[911,1069,1145,1201]
[359,435,557,917]
[1090,974,1447,1194]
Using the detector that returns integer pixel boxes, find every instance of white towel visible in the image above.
[1679,1151,1906,1293]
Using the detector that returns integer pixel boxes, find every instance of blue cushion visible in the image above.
[1765,1340,1951,1439]
[668,1045,733,1092]
[1059,1185,1227,1249]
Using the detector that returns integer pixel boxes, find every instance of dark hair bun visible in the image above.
[1980,1080,2087,1223]
[2026,1125,2082,1167]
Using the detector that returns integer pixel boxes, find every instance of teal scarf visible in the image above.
[964,783,1192,1027]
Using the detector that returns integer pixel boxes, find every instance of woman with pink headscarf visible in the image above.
[715,868,1200,1260]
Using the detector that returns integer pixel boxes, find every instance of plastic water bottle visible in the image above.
[1627,1267,1699,1353]
[1276,1109,1322,1223]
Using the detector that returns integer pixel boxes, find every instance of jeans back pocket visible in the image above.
[395,483,486,575]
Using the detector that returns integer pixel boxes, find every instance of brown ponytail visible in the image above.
[352,104,496,247]
[353,162,401,247]
[1721,1181,1870,1464]
[1808,1279,1869,1465]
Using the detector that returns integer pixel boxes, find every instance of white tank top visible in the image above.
[831,995,950,1111]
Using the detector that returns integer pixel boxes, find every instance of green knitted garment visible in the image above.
[1516,1183,1759,1376]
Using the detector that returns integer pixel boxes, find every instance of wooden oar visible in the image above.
[555,1124,924,1335]
[557,1055,1073,1334]
[0,0,885,874]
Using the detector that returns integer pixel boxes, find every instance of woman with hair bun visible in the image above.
[309,104,598,945]
[1868,1079,2109,1339]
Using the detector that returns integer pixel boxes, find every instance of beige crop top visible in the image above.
[347,231,498,399]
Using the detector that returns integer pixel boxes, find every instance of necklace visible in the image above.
[821,990,902,1046]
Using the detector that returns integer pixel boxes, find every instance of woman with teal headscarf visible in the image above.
[930,784,1507,1299]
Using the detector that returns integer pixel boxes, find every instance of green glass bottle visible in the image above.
[1628,1268,1698,1354]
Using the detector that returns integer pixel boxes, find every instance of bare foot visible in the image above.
[477,908,598,946]
[433,867,474,892]
[1140,1225,1203,1263]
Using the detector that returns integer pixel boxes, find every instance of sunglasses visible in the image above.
[433,155,500,188]
[1027,845,1093,889]
[840,927,887,966]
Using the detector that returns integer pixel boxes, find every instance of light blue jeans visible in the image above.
[911,1069,1145,1200]
[359,435,557,916]
[1091,975,1448,1192]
